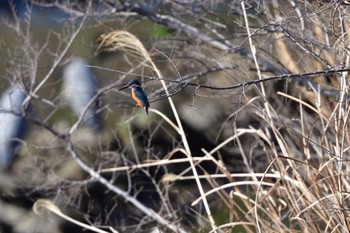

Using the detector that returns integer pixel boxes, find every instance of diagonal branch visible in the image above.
[65,139,186,233]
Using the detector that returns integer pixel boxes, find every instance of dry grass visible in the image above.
[92,28,350,232]
[0,1,348,233]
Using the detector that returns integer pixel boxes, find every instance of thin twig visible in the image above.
[65,140,186,233]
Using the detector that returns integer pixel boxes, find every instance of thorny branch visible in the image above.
[147,67,350,102]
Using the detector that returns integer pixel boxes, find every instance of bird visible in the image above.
[0,83,29,171]
[119,80,150,114]
[62,57,102,132]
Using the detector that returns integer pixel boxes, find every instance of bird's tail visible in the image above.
[145,106,149,115]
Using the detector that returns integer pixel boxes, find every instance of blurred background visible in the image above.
[0,0,349,233]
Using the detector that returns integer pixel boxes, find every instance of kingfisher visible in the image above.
[119,80,150,114]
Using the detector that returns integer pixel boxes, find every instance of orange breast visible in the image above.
[132,89,145,107]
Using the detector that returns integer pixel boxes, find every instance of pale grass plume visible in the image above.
[97,30,218,232]
[33,199,111,233]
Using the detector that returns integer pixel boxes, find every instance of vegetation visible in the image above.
[0,0,350,232]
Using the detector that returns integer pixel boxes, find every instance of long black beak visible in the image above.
[118,85,129,91]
